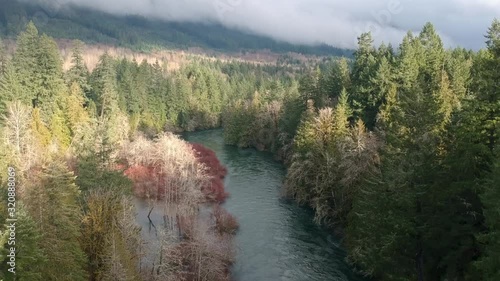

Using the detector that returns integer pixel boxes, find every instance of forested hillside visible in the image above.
[222,20,500,280]
[0,22,249,280]
[0,0,352,56]
[0,11,498,281]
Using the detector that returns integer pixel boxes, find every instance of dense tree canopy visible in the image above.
[0,22,244,281]
[222,20,500,281]
[0,18,498,281]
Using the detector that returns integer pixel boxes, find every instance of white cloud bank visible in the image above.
[33,0,500,49]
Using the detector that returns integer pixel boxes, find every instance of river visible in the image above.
[136,129,366,281]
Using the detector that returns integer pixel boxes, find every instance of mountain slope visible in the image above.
[0,0,353,57]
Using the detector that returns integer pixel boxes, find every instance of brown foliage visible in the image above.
[213,205,239,235]
[168,218,236,281]
[120,134,237,281]
[122,134,206,212]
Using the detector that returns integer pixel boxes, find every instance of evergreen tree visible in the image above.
[36,34,65,115]
[396,32,420,92]
[50,108,71,150]
[350,32,379,127]
[25,162,88,281]
[116,59,140,115]
[326,58,351,99]
[445,48,473,106]
[347,24,466,281]
[30,107,52,150]
[11,23,65,120]
[0,63,25,116]
[279,83,305,149]
[298,67,323,107]
[369,55,394,125]
[10,203,47,281]
[417,23,445,94]
[90,53,119,119]
[284,90,354,224]
[477,160,500,280]
[474,19,500,280]
[81,190,140,281]
[11,22,39,107]
[66,40,91,96]
[65,82,90,136]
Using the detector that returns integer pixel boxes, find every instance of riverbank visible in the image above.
[123,133,238,281]
[183,129,366,281]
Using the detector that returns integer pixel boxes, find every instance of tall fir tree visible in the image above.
[347,23,468,281]
[326,58,351,100]
[474,19,500,281]
[25,162,89,281]
[11,22,39,108]
[350,32,379,128]
[477,160,500,281]
[8,203,47,281]
[66,40,91,96]
[0,63,25,116]
[90,53,120,120]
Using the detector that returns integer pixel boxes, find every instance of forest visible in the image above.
[0,15,498,281]
[0,22,246,281]
[222,20,500,281]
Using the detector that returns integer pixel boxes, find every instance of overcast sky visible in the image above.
[37,0,499,50]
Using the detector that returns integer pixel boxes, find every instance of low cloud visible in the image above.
[32,0,499,49]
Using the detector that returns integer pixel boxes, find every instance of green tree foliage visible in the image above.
[0,63,24,115]
[9,203,47,281]
[80,189,140,281]
[217,20,499,281]
[473,19,500,281]
[90,52,119,119]
[25,162,88,281]
[477,160,500,280]
[0,17,498,281]
[284,91,380,225]
[223,91,285,151]
[50,107,71,150]
[66,40,91,95]
[65,82,91,136]
[30,107,52,151]
[350,32,379,127]
[11,22,39,104]
[11,22,65,117]
[469,20,500,153]
[342,23,494,281]
[76,155,132,194]
[326,58,351,98]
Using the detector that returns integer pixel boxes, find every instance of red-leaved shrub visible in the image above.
[190,143,228,203]
[118,134,237,281]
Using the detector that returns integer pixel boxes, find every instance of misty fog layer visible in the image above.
[28,0,499,49]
